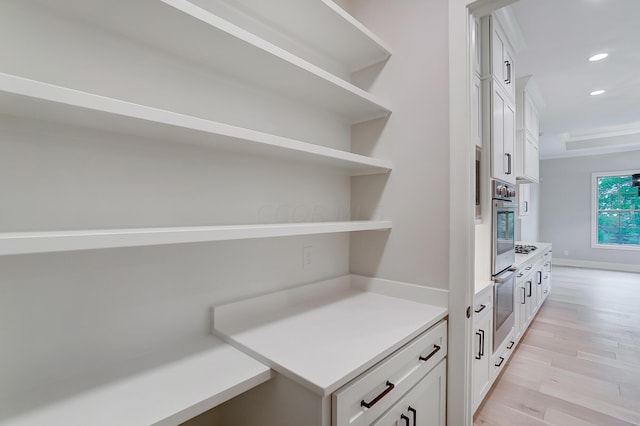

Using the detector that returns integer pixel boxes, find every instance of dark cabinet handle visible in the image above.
[474,304,486,313]
[505,153,512,175]
[495,356,505,367]
[401,414,410,425]
[408,406,417,425]
[479,330,485,357]
[524,201,528,212]
[361,381,395,408]
[537,270,542,285]
[507,341,514,349]
[475,331,483,360]
[527,281,532,297]
[419,344,441,362]
[521,287,526,304]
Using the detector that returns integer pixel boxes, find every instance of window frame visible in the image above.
[591,170,640,251]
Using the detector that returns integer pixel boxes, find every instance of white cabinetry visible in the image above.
[472,287,493,412]
[484,15,516,101]
[371,360,446,426]
[490,80,516,184]
[518,183,531,217]
[473,74,483,148]
[515,77,543,183]
[482,14,516,184]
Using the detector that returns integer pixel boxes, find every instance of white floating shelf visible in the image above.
[36,0,391,123]
[0,221,393,256]
[0,73,391,176]
[0,336,271,426]
[217,0,392,73]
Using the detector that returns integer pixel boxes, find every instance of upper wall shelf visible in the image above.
[0,73,392,175]
[0,336,271,426]
[216,0,392,73]
[33,0,391,123]
[0,221,393,256]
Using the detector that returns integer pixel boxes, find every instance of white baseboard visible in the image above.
[553,258,640,273]
[350,274,449,308]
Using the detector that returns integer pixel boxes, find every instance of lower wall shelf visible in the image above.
[0,336,271,426]
[0,220,392,256]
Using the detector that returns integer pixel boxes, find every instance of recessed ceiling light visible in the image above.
[590,89,605,96]
[589,53,608,62]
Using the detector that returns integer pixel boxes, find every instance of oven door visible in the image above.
[493,268,515,351]
[492,200,516,275]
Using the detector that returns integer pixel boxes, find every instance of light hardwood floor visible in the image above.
[474,266,640,426]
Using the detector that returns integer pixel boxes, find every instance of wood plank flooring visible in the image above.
[474,266,640,426]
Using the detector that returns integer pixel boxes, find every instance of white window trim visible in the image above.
[591,170,640,251]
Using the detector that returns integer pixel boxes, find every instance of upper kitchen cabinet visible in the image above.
[487,79,516,185]
[482,14,516,102]
[515,76,544,183]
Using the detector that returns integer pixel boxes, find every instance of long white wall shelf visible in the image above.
[0,73,392,176]
[0,221,393,256]
[33,0,391,123]
[217,0,392,72]
[0,336,271,426]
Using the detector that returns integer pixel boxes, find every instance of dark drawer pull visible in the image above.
[419,344,441,362]
[507,341,514,349]
[401,414,410,425]
[361,381,395,408]
[474,304,486,313]
[495,356,505,367]
[408,406,417,424]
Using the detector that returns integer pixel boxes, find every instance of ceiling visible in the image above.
[507,0,640,159]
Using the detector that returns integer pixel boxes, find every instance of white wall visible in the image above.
[347,0,451,290]
[540,151,640,267]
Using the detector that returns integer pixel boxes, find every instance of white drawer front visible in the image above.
[332,321,447,426]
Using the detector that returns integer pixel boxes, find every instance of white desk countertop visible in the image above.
[212,275,447,397]
[0,337,271,426]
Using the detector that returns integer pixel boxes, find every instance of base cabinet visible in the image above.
[472,311,493,412]
[471,286,493,412]
[372,360,446,426]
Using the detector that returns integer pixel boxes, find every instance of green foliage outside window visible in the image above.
[596,175,640,246]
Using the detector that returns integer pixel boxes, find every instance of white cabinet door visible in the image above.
[473,74,482,148]
[471,16,481,76]
[516,131,539,183]
[472,312,492,412]
[518,183,531,217]
[372,360,446,426]
[491,82,516,184]
[489,17,515,101]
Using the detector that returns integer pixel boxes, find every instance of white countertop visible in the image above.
[514,241,552,268]
[474,279,494,296]
[212,275,447,397]
[0,337,271,426]
[475,242,552,295]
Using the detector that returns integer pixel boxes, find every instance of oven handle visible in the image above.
[494,268,516,283]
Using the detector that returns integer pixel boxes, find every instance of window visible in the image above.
[592,171,640,249]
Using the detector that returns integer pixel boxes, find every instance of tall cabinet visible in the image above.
[482,14,517,185]
[515,76,543,183]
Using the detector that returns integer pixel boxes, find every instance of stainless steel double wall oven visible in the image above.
[491,179,516,351]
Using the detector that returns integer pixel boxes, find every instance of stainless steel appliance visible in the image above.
[491,179,516,351]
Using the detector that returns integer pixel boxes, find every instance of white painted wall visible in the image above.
[540,151,640,267]
[347,0,451,290]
